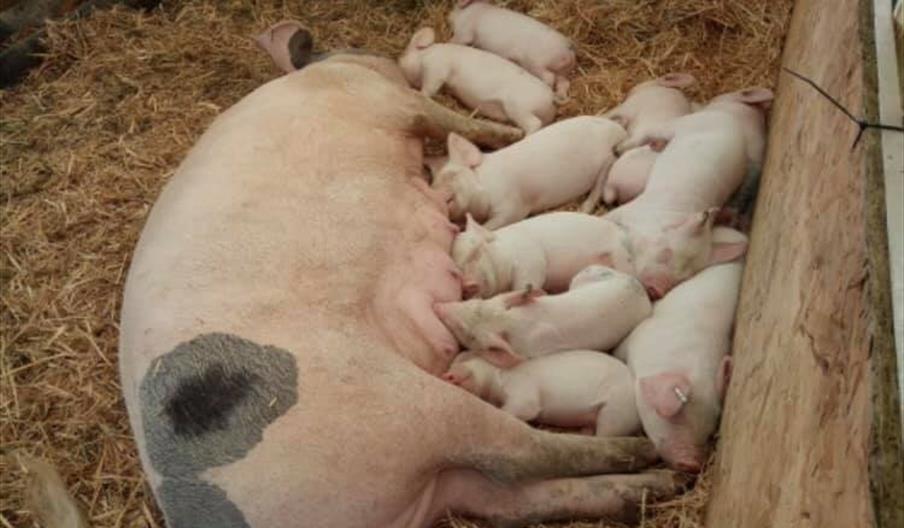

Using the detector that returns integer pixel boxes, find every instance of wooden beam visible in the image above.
[704,0,904,526]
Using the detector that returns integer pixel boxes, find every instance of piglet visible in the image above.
[604,73,696,148]
[452,212,634,298]
[435,265,651,367]
[602,145,658,206]
[449,0,575,101]
[614,261,743,473]
[399,27,556,134]
[705,87,773,221]
[434,116,626,229]
[443,350,640,436]
[606,100,752,299]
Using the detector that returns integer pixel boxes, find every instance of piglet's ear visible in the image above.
[411,27,436,50]
[708,227,748,265]
[503,285,546,309]
[639,372,692,419]
[480,335,522,368]
[737,87,774,106]
[657,73,696,89]
[465,214,495,241]
[715,356,732,401]
[447,132,483,168]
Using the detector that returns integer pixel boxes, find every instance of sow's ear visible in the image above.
[639,372,692,419]
[255,21,315,73]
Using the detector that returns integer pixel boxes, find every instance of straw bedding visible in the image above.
[0,1,792,526]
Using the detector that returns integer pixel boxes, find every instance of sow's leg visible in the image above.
[411,389,686,527]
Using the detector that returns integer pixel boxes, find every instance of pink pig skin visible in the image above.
[452,212,635,299]
[603,145,658,206]
[614,262,742,473]
[449,0,575,100]
[603,73,696,147]
[121,31,685,527]
[434,116,626,229]
[605,99,752,300]
[399,27,556,134]
[435,265,652,367]
[443,350,640,437]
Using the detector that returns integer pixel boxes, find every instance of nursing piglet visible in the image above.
[606,103,751,298]
[449,0,575,100]
[706,87,773,221]
[435,265,651,367]
[604,73,696,148]
[603,145,658,206]
[614,262,743,473]
[434,116,626,229]
[597,74,696,206]
[442,350,640,436]
[399,27,556,134]
[452,212,633,298]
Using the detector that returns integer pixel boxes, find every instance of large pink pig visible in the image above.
[398,27,556,134]
[443,350,641,437]
[448,0,576,101]
[452,212,634,298]
[433,116,626,229]
[614,262,743,473]
[119,22,682,528]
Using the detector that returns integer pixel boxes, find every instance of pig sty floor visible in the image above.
[0,1,792,527]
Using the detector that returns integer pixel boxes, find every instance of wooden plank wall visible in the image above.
[705,0,904,526]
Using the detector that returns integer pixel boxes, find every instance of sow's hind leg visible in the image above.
[426,394,687,526]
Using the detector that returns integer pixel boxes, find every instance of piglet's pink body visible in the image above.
[399,27,556,134]
[435,265,652,367]
[451,212,634,298]
[435,116,626,229]
[603,145,658,206]
[444,350,640,436]
[449,0,575,100]
[614,262,742,473]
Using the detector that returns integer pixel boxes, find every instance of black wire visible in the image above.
[782,67,904,148]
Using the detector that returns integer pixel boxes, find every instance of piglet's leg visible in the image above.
[580,154,616,213]
[616,129,674,155]
[432,468,686,527]
[554,76,570,103]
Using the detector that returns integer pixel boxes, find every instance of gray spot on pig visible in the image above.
[157,479,250,528]
[139,333,298,522]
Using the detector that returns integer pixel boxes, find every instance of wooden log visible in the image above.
[705,0,904,526]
